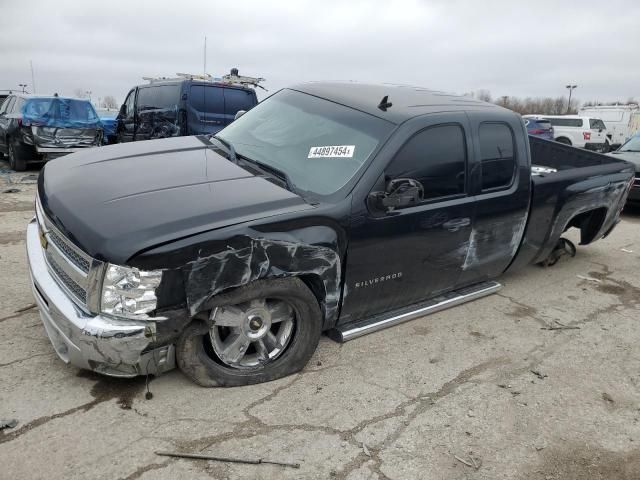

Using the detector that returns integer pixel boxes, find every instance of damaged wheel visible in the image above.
[176,277,322,387]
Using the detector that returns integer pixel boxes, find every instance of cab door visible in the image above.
[340,113,476,323]
[456,111,530,286]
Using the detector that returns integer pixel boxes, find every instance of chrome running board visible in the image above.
[328,280,502,343]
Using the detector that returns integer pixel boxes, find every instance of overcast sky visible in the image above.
[1,0,638,105]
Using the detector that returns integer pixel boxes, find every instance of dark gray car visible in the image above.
[608,133,640,204]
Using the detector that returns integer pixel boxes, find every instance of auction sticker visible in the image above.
[308,145,355,159]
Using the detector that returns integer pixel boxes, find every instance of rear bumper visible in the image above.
[26,219,175,377]
[35,147,87,153]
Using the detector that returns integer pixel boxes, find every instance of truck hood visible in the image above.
[39,136,313,264]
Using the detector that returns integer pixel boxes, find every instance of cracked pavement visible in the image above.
[1,160,639,479]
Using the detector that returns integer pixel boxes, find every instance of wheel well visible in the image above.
[556,136,572,145]
[297,274,328,318]
[566,207,608,244]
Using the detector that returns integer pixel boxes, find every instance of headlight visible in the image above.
[101,264,162,319]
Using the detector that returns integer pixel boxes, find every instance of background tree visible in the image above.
[102,95,118,109]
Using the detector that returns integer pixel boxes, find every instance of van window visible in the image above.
[3,97,16,113]
[0,96,12,114]
[137,85,180,112]
[387,124,467,201]
[224,88,255,115]
[478,122,516,191]
[589,119,606,130]
[545,117,583,127]
[189,85,224,113]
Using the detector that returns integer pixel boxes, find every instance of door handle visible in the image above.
[442,218,470,232]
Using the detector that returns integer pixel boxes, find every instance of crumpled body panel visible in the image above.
[185,233,342,323]
[31,126,101,149]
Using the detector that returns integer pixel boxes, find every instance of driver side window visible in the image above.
[386,124,467,201]
[124,90,136,118]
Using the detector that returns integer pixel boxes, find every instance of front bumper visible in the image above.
[26,219,175,377]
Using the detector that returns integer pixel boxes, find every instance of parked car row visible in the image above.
[524,114,610,152]
[0,72,260,170]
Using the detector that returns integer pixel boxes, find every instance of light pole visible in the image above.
[18,83,27,93]
[85,90,92,102]
[565,85,577,113]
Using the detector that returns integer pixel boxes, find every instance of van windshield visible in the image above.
[215,89,394,197]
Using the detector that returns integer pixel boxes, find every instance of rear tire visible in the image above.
[8,140,27,171]
[555,137,571,146]
[176,277,322,387]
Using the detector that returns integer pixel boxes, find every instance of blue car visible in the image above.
[524,117,554,140]
[96,108,118,144]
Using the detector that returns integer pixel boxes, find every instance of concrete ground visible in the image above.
[1,159,639,480]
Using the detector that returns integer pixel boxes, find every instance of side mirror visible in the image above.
[234,110,246,121]
[369,178,424,212]
[119,104,127,116]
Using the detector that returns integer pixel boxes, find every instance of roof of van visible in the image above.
[135,79,254,92]
[288,82,510,124]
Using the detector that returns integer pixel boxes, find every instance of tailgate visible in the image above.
[31,126,101,149]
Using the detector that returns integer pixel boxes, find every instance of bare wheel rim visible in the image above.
[209,298,296,369]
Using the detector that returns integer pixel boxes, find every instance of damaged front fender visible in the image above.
[185,232,342,324]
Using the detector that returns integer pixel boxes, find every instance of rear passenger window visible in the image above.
[387,124,467,201]
[546,118,583,127]
[479,123,516,191]
[189,85,224,113]
[224,88,255,114]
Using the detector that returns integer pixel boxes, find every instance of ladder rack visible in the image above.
[142,69,266,90]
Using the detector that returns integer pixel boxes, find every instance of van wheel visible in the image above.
[8,140,27,171]
[176,277,322,387]
[555,137,571,146]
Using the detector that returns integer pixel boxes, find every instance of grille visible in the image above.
[37,196,97,308]
[48,229,91,273]
[46,250,88,304]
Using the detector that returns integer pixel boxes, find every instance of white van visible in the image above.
[579,105,639,149]
[524,115,609,152]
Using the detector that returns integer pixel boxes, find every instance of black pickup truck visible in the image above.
[27,83,634,386]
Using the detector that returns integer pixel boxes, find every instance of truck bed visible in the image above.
[509,137,634,270]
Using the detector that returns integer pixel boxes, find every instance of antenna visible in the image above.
[203,36,207,78]
[378,95,392,111]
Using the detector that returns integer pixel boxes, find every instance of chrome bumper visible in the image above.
[26,219,175,377]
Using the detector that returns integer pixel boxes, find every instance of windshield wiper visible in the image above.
[237,155,297,193]
[210,135,237,163]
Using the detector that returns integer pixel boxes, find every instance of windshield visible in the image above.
[619,135,640,152]
[589,119,606,130]
[215,89,394,196]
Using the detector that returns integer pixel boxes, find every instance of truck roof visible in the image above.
[290,81,507,124]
